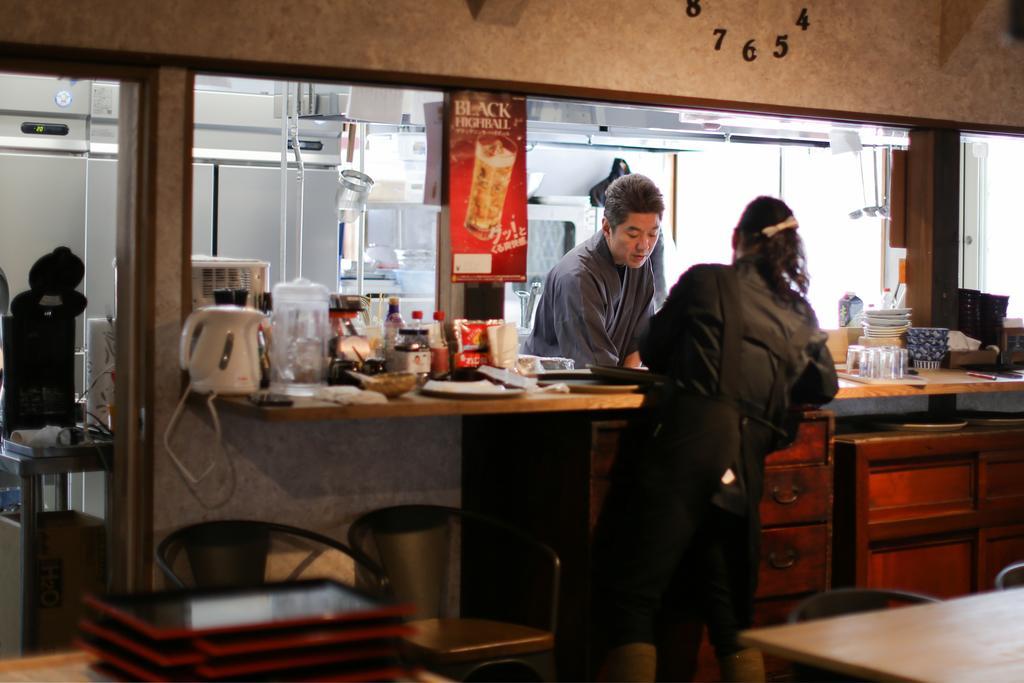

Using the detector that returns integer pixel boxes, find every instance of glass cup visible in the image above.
[860,348,877,378]
[882,347,898,379]
[859,346,903,379]
[875,347,889,379]
[846,345,865,373]
[464,135,517,240]
[895,348,909,379]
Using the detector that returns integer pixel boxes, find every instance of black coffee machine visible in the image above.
[1,247,87,438]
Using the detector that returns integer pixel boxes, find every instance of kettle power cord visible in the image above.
[162,383,237,509]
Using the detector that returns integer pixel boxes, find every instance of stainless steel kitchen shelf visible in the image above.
[0,439,112,654]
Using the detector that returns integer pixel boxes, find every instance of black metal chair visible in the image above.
[348,504,560,682]
[995,560,1024,589]
[155,519,384,594]
[786,588,940,682]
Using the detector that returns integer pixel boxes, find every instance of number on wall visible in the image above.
[773,35,789,58]
[713,28,727,50]
[743,39,758,62]
[692,4,811,60]
[796,8,810,30]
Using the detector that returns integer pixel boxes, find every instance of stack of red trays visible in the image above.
[75,579,416,682]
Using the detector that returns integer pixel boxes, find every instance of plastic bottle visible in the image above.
[882,287,894,309]
[387,327,431,385]
[381,296,405,356]
[429,311,450,380]
[411,310,424,333]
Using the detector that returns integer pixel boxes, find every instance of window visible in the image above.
[961,133,1024,319]
[191,75,444,321]
[0,70,132,519]
[678,143,900,327]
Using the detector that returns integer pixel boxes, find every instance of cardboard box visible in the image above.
[944,349,998,368]
[840,326,862,347]
[823,329,849,364]
[944,349,1024,368]
[0,511,106,656]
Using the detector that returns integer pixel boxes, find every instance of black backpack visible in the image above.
[588,158,631,207]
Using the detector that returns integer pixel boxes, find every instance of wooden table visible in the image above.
[739,588,1024,682]
[0,651,97,682]
[0,650,453,682]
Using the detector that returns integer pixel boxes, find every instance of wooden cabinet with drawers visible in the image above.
[462,408,834,681]
[833,427,1024,598]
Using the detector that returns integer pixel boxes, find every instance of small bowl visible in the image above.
[354,371,417,398]
[907,343,947,362]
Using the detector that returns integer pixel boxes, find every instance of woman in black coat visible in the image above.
[593,196,839,682]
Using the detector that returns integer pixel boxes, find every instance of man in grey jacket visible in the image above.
[521,174,664,368]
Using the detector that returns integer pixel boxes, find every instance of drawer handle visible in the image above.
[768,549,798,569]
[771,484,801,505]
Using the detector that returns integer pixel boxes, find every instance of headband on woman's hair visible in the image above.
[761,216,799,238]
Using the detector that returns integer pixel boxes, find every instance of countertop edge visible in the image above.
[208,370,1024,422]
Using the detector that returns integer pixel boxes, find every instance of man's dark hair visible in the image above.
[603,174,664,229]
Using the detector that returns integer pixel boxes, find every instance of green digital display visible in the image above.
[21,122,69,136]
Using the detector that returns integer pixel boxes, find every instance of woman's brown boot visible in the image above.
[718,647,765,682]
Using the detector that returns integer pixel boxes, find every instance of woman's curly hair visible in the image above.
[735,196,810,306]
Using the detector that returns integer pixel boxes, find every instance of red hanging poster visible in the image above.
[448,90,527,283]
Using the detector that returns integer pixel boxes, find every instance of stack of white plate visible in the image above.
[862,308,912,339]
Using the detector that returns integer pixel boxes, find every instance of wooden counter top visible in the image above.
[216,388,651,421]
[214,369,1024,422]
[835,368,1024,398]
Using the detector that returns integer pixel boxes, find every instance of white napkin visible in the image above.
[948,331,981,351]
[487,323,519,370]
[312,386,388,405]
[9,426,74,447]
[422,379,504,394]
[536,382,571,394]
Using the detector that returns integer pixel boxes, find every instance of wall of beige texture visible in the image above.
[4,0,1022,589]
[2,0,1024,128]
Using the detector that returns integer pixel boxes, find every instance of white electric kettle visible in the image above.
[179,305,264,394]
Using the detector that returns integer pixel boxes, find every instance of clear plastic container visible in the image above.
[270,278,330,396]
[335,169,374,222]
